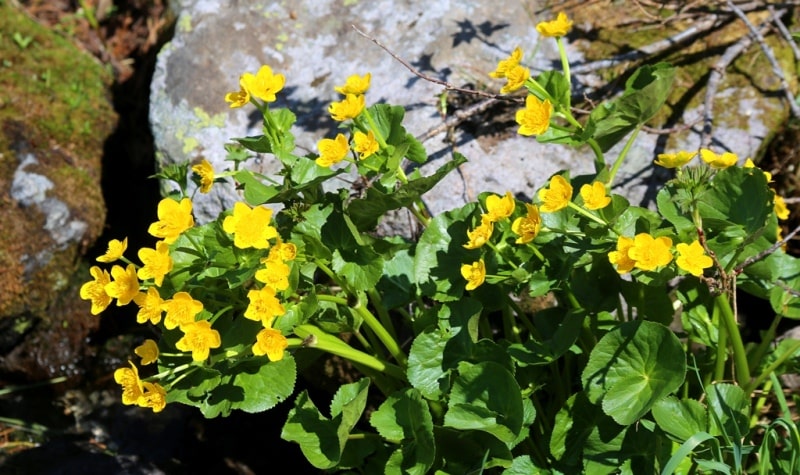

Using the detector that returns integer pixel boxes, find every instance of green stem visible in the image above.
[607,124,642,187]
[588,138,606,173]
[361,108,388,149]
[716,293,751,389]
[714,309,728,384]
[367,288,399,342]
[746,339,800,395]
[748,313,783,373]
[556,37,571,93]
[566,201,610,228]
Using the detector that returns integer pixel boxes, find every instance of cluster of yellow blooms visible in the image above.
[80,172,292,411]
[316,73,379,167]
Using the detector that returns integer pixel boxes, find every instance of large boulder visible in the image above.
[0,3,117,381]
[149,1,796,226]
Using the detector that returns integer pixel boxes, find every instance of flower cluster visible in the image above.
[225,65,286,108]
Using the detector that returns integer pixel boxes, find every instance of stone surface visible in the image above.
[149,0,795,228]
[0,3,117,381]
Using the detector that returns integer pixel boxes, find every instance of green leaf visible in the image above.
[281,378,371,470]
[433,427,513,474]
[331,247,384,292]
[443,361,524,443]
[507,309,585,366]
[233,169,280,205]
[652,396,708,442]
[582,320,686,425]
[536,70,570,107]
[228,356,297,413]
[706,382,750,439]
[369,389,435,475]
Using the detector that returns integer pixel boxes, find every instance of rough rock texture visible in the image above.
[0,3,117,381]
[149,1,796,227]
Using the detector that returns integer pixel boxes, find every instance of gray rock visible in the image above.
[149,0,789,227]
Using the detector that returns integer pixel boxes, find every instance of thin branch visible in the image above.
[415,98,498,143]
[735,223,800,274]
[726,2,800,118]
[768,5,800,62]
[351,25,517,102]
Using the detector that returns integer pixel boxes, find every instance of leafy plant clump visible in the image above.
[82,12,800,474]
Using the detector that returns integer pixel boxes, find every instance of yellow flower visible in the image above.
[253,327,288,362]
[329,94,365,121]
[536,12,573,38]
[96,238,128,263]
[139,382,167,413]
[240,65,285,103]
[629,233,674,271]
[148,197,194,244]
[654,151,696,169]
[511,203,542,244]
[245,286,286,328]
[192,159,215,193]
[222,201,278,249]
[500,64,530,94]
[463,216,494,250]
[114,361,144,406]
[774,194,789,220]
[744,158,772,183]
[137,241,173,287]
[176,320,221,362]
[255,260,291,291]
[316,133,351,167]
[538,175,573,212]
[489,47,523,79]
[334,73,371,95]
[80,266,112,315]
[608,236,636,274]
[484,191,516,222]
[133,287,164,325]
[461,259,486,291]
[580,181,611,210]
[268,241,297,262]
[224,76,250,108]
[162,291,204,330]
[700,148,738,169]
[676,240,713,277]
[135,339,160,365]
[353,130,379,159]
[105,264,140,306]
[516,95,553,136]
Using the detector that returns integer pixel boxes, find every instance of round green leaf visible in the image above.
[582,320,686,425]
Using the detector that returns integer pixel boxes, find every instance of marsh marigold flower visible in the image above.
[744,158,772,182]
[516,95,553,136]
[316,133,351,167]
[353,130,379,159]
[224,77,250,108]
[176,320,221,362]
[676,240,713,277]
[192,159,215,193]
[608,236,636,274]
[80,266,112,315]
[335,73,371,95]
[222,202,278,249]
[654,151,696,169]
[536,12,573,38]
[139,382,167,413]
[629,233,673,271]
[484,191,516,222]
[463,216,494,250]
[775,194,790,220]
[489,47,523,79]
[105,264,140,306]
[245,286,286,327]
[700,149,738,169]
[511,203,542,244]
[135,339,160,365]
[538,175,573,212]
[580,181,611,210]
[501,64,530,94]
[162,291,204,330]
[329,94,365,121]
[253,327,288,362]
[114,361,144,406]
[268,240,297,262]
[97,238,128,263]
[461,259,486,291]
[241,65,285,102]
[148,197,194,244]
[137,241,173,287]
[255,259,291,291]
[133,287,164,325]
